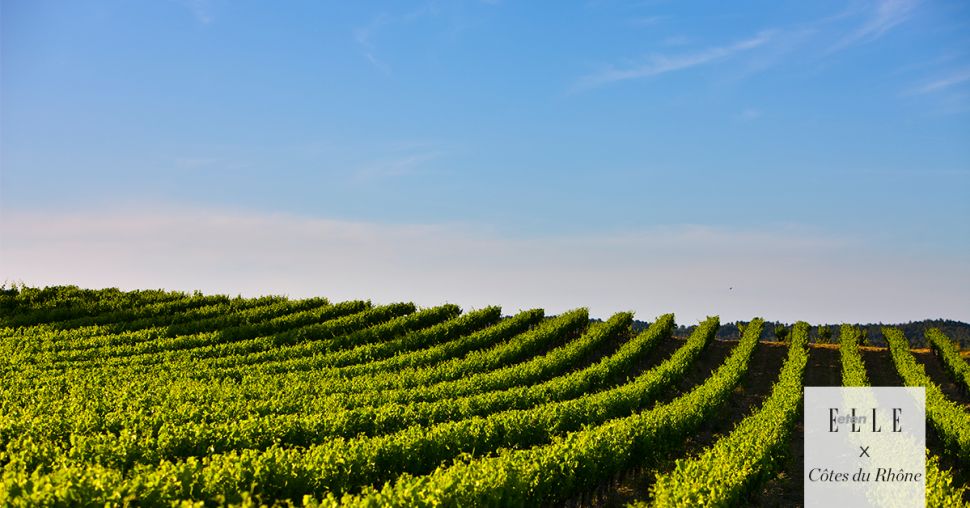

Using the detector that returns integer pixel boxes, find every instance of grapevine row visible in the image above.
[2,315,716,504]
[647,322,808,506]
[302,318,763,507]
[839,324,966,507]
[16,296,327,355]
[926,328,970,394]
[3,314,669,472]
[884,327,970,463]
[0,308,554,444]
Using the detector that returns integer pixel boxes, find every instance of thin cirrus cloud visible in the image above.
[627,16,668,28]
[739,108,762,121]
[353,3,441,74]
[829,0,920,51]
[349,140,447,181]
[910,67,970,95]
[354,12,393,74]
[2,207,967,324]
[178,0,214,24]
[566,1,924,96]
[568,30,775,93]
[352,150,445,180]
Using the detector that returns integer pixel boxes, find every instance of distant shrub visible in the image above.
[816,325,832,344]
[774,324,790,343]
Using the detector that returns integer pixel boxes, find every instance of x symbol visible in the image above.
[859,446,870,457]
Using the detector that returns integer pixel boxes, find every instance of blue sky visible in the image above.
[2,0,969,322]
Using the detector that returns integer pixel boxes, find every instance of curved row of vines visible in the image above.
[1,286,967,506]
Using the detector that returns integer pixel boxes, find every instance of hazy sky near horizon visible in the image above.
[2,0,969,323]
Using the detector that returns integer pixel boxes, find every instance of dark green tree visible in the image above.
[774,324,790,343]
[816,325,832,344]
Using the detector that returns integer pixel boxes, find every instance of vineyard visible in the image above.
[1,286,968,507]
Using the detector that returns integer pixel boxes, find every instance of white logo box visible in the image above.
[804,387,926,508]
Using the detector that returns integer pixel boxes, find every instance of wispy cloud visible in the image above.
[891,50,964,76]
[353,151,444,180]
[353,3,442,74]
[627,15,667,28]
[569,30,775,93]
[174,157,223,169]
[830,0,920,51]
[349,140,447,181]
[178,0,213,24]
[910,67,970,95]
[898,65,970,114]
[738,108,762,121]
[661,35,691,47]
[354,13,393,74]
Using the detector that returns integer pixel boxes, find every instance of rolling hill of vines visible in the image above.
[1,286,968,507]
